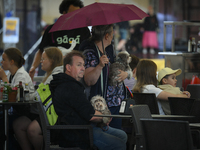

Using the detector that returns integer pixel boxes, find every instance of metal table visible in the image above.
[93,114,194,121]
[0,101,37,150]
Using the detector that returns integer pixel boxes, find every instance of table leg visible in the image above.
[4,106,8,150]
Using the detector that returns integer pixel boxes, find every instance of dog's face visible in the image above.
[91,95,107,111]
[93,99,106,111]
[117,51,131,65]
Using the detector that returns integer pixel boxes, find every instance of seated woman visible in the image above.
[12,47,63,150]
[132,60,190,115]
[0,47,35,149]
[0,48,35,115]
[0,47,35,95]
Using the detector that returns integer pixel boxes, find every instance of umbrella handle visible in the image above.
[100,29,106,55]
[101,38,106,55]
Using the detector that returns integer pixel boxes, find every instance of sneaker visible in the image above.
[150,48,155,54]
[142,48,147,54]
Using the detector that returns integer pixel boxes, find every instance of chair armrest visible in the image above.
[46,125,93,130]
[46,124,94,148]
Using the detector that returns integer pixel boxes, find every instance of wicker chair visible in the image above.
[190,100,200,123]
[141,119,194,150]
[132,93,160,114]
[168,97,196,116]
[129,105,152,150]
[186,84,200,100]
[36,101,94,150]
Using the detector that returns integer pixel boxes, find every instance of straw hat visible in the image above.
[158,67,182,82]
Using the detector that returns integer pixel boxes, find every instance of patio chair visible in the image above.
[129,105,152,150]
[140,119,194,150]
[132,92,159,114]
[184,100,200,149]
[168,97,195,115]
[190,100,200,123]
[36,101,94,150]
[186,84,200,100]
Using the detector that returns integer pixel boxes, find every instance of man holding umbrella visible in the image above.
[29,0,91,80]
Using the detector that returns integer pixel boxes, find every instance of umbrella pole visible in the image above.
[100,29,106,55]
[101,38,105,55]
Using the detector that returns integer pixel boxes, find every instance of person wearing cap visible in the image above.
[133,60,190,115]
[157,67,191,114]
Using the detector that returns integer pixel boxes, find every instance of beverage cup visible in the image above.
[8,91,17,102]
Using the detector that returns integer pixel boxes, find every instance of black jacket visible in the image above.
[143,14,159,31]
[50,73,95,148]
[50,73,95,125]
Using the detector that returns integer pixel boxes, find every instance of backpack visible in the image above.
[35,83,58,125]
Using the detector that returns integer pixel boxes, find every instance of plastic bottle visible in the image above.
[3,82,8,102]
[0,81,3,102]
[188,37,192,52]
[18,81,24,102]
[191,37,196,52]
[24,83,29,101]
[197,41,200,53]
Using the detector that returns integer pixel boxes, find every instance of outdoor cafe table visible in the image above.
[0,100,37,150]
[189,123,200,128]
[92,114,195,121]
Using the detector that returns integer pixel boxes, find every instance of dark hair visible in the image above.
[129,55,140,70]
[4,47,25,68]
[133,60,157,92]
[63,50,85,72]
[160,74,170,85]
[91,24,114,42]
[59,0,84,14]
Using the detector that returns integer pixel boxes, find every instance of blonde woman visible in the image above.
[13,47,63,150]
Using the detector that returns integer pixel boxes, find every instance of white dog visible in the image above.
[90,95,111,127]
[109,51,132,86]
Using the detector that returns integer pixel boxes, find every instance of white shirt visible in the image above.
[44,66,63,85]
[142,84,165,115]
[7,66,35,97]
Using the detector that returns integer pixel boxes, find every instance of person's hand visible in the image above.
[106,117,112,126]
[117,70,128,82]
[0,66,7,81]
[182,91,191,98]
[98,55,109,68]
[29,66,36,81]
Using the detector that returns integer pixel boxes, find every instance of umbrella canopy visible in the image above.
[50,2,148,32]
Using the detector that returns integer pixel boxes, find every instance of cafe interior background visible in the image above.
[0,0,200,89]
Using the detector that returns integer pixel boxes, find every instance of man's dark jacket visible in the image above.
[49,73,95,147]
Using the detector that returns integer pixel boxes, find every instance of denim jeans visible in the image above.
[92,124,127,150]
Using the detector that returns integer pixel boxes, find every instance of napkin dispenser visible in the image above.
[119,98,135,115]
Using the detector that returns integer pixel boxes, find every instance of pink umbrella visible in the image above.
[50,2,148,32]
